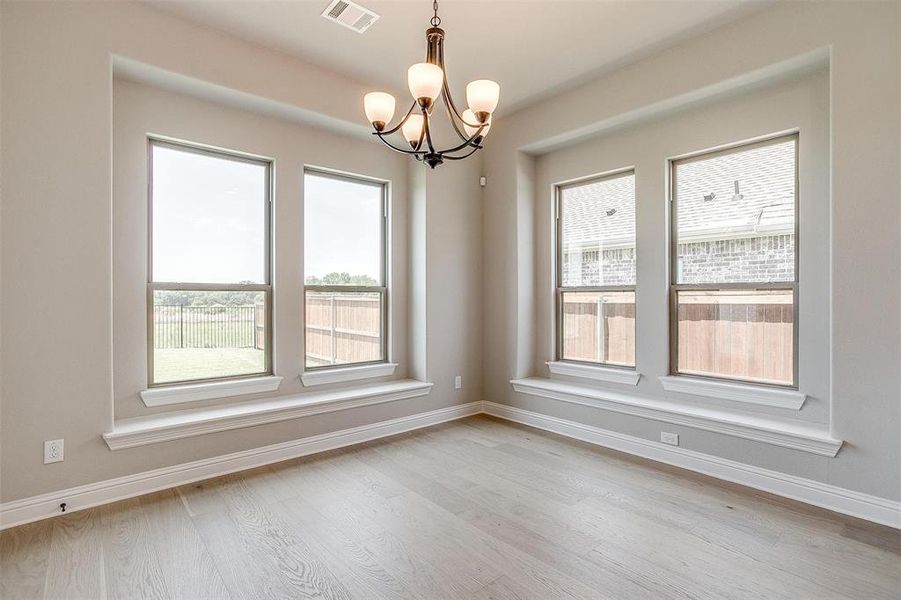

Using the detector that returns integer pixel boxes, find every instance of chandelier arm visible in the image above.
[440,88,473,143]
[416,119,426,150]
[433,124,486,155]
[441,145,483,161]
[437,42,484,130]
[434,39,484,145]
[442,82,481,128]
[377,101,418,136]
[442,84,489,131]
[373,131,426,156]
[422,108,437,154]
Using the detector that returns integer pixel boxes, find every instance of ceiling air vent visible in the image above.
[321,0,380,34]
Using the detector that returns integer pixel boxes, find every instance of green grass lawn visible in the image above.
[154,347,265,384]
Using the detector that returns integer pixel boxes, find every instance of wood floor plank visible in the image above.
[3,416,899,600]
[350,456,606,600]
[0,519,52,600]
[324,446,601,600]
[580,496,842,600]
[192,474,354,600]
[358,436,660,599]
[43,508,105,600]
[276,454,465,598]
[98,497,169,600]
[464,420,901,598]
[137,489,230,599]
[466,575,534,600]
[277,494,414,600]
[308,452,503,596]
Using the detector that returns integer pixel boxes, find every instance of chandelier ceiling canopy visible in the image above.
[363,0,500,169]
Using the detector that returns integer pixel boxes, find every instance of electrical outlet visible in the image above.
[660,432,679,446]
[44,439,64,464]
[454,375,462,389]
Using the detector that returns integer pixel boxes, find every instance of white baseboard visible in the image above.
[4,399,897,531]
[0,401,482,530]
[483,401,900,530]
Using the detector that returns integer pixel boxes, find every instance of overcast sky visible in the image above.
[152,145,381,284]
[304,172,381,282]
[152,145,267,284]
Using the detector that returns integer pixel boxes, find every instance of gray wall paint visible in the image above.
[0,2,483,502]
[424,160,485,402]
[483,3,900,502]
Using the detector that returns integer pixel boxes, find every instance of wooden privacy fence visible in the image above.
[562,295,635,366]
[563,294,793,383]
[154,305,263,350]
[676,293,793,384]
[305,292,381,366]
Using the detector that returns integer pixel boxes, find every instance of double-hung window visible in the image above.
[670,134,798,386]
[303,170,388,369]
[556,170,636,368]
[148,139,272,386]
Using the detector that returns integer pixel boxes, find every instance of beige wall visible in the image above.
[423,155,484,400]
[0,1,483,502]
[483,2,900,501]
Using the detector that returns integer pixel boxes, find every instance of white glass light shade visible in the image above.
[402,114,424,145]
[465,80,500,115]
[408,63,444,102]
[462,109,491,138]
[364,92,396,126]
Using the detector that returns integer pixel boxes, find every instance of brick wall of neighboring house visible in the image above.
[564,247,636,286]
[678,234,795,283]
[563,234,794,285]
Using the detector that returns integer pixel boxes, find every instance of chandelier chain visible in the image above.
[430,0,441,27]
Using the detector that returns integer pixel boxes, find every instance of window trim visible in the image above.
[146,137,274,388]
[668,132,800,389]
[546,360,641,386]
[555,168,637,370]
[302,168,389,372]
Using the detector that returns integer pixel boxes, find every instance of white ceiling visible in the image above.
[147,0,767,116]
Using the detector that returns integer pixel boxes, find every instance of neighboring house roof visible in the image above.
[561,172,636,249]
[562,139,796,250]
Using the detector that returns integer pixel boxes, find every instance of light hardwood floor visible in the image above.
[2,415,899,599]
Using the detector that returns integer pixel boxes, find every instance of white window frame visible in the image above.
[555,168,637,371]
[302,168,389,374]
[668,133,800,389]
[147,137,274,388]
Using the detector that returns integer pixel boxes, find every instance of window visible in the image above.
[670,134,797,386]
[148,139,272,386]
[304,170,387,369]
[556,170,636,368]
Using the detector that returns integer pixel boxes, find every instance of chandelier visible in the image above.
[363,0,500,169]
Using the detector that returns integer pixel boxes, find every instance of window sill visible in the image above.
[510,377,840,457]
[658,375,806,410]
[546,361,641,386]
[301,362,398,387]
[106,379,433,450]
[140,375,283,408]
